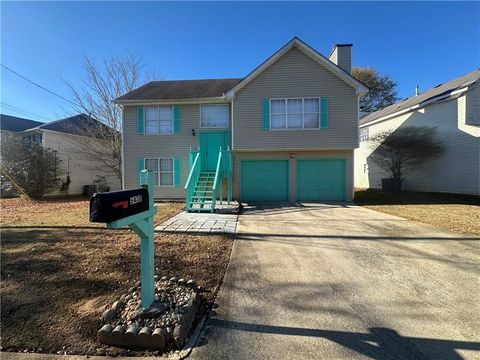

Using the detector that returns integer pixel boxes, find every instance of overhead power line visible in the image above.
[1,64,80,107]
[1,101,51,121]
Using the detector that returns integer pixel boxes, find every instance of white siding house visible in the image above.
[355,69,480,196]
[1,113,121,195]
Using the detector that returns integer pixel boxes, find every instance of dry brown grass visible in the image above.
[0,197,184,227]
[0,198,233,355]
[355,190,480,236]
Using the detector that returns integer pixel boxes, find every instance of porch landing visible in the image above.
[155,211,238,234]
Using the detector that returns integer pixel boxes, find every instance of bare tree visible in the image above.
[369,126,444,192]
[66,52,154,187]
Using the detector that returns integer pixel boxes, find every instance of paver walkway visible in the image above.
[155,212,238,234]
[190,203,480,360]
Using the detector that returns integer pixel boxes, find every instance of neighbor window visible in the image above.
[145,106,173,134]
[270,98,320,130]
[359,127,369,142]
[200,104,229,128]
[145,158,174,186]
[28,133,43,145]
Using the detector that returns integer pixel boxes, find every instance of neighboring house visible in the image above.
[115,37,368,211]
[355,69,480,196]
[0,113,121,195]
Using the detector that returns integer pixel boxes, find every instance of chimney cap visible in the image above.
[333,43,353,48]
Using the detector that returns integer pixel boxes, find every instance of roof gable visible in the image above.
[226,37,368,97]
[26,114,115,139]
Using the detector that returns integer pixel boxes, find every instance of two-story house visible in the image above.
[0,113,121,196]
[355,69,480,195]
[115,37,368,211]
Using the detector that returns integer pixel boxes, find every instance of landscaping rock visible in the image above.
[101,308,116,323]
[151,328,166,350]
[112,300,124,312]
[97,324,112,343]
[98,277,201,352]
[173,324,188,347]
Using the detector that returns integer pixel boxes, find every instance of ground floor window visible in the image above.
[145,158,174,186]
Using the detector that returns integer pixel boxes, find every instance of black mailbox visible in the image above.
[90,188,149,223]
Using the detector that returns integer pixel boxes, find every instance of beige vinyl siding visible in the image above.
[233,47,358,151]
[355,94,480,195]
[42,130,121,195]
[466,80,480,125]
[123,104,230,199]
[233,150,354,202]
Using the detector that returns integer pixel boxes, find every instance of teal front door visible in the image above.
[200,131,231,171]
[241,160,289,201]
[296,159,345,201]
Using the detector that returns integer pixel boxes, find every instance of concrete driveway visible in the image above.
[190,203,480,360]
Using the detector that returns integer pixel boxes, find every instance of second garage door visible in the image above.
[296,159,345,201]
[241,160,289,201]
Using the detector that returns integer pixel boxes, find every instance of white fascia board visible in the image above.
[226,38,369,98]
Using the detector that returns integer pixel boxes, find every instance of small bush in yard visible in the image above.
[1,134,64,198]
[369,126,444,192]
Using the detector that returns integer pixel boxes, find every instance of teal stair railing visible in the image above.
[184,148,201,211]
[185,145,233,213]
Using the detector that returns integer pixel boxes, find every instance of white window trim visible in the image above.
[199,104,230,129]
[144,106,174,135]
[269,97,321,131]
[144,157,175,187]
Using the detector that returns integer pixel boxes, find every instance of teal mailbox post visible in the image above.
[90,169,157,308]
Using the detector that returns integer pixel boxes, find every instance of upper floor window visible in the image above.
[145,158,174,186]
[145,106,173,134]
[359,127,369,142]
[200,104,229,128]
[271,98,319,130]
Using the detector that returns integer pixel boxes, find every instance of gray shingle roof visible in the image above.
[115,78,243,102]
[0,114,44,132]
[27,114,115,139]
[360,69,480,126]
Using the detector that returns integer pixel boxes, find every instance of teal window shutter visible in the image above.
[173,105,181,134]
[174,158,181,187]
[261,99,270,131]
[320,98,329,128]
[137,158,145,185]
[137,107,144,134]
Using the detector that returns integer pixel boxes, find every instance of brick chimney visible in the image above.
[328,44,352,73]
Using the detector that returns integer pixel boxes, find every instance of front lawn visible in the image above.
[354,189,480,236]
[0,198,233,355]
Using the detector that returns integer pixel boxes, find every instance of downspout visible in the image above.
[121,105,125,190]
[230,98,234,150]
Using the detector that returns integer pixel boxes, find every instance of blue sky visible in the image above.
[1,1,479,122]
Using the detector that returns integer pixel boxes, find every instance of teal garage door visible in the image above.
[296,159,345,201]
[241,160,289,201]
